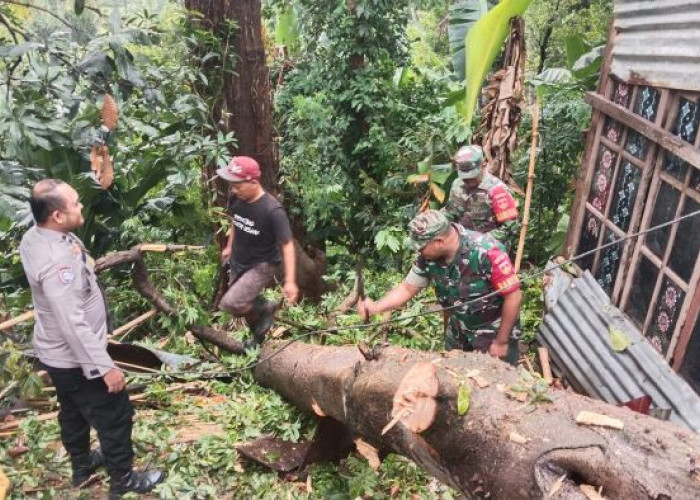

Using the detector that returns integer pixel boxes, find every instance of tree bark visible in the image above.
[185,0,327,300]
[185,0,277,192]
[254,342,700,499]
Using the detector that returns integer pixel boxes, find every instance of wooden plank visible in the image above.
[585,92,700,169]
[0,311,34,331]
[672,275,700,370]
[538,347,553,384]
[109,309,157,339]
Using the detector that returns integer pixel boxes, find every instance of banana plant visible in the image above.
[457,0,533,125]
[530,35,604,96]
[448,0,494,82]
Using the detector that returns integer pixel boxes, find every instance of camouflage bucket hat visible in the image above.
[454,145,484,179]
[409,209,449,250]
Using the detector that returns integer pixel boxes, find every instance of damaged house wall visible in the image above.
[563,0,700,399]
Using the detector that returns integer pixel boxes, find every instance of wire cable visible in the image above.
[23,208,700,380]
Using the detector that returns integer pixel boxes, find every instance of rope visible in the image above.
[21,208,700,381]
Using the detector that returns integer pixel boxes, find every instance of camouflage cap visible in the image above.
[409,209,450,250]
[453,145,484,179]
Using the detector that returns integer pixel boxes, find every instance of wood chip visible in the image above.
[270,326,288,339]
[354,438,381,470]
[306,474,312,493]
[515,392,528,403]
[474,376,491,388]
[575,411,624,430]
[548,474,566,497]
[508,431,529,445]
[0,464,9,499]
[7,445,29,458]
[580,484,605,499]
[174,421,224,443]
[311,399,326,417]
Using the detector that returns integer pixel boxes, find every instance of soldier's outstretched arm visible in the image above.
[357,281,420,318]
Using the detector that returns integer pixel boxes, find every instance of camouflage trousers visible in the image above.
[444,315,520,366]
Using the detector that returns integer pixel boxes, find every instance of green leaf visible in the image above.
[564,35,588,69]
[274,6,300,54]
[461,0,533,125]
[609,326,631,352]
[429,163,454,185]
[0,42,43,58]
[571,45,604,80]
[74,0,85,16]
[531,67,574,87]
[457,383,472,415]
[448,0,489,81]
[417,155,433,174]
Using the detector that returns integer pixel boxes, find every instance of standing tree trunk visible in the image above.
[185,0,327,301]
[255,342,700,499]
[185,0,277,192]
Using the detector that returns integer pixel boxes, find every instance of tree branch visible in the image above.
[3,0,78,30]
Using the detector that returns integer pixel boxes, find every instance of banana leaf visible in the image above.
[459,0,532,126]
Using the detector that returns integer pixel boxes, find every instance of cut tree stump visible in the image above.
[254,342,700,499]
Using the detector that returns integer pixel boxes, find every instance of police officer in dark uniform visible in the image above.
[19,179,164,498]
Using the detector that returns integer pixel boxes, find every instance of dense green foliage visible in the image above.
[0,0,613,497]
[0,2,233,296]
[275,0,453,258]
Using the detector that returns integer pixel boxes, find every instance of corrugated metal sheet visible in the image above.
[611,0,700,91]
[538,266,700,433]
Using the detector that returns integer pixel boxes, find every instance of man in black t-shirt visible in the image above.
[217,156,299,348]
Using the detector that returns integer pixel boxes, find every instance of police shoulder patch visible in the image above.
[57,264,75,285]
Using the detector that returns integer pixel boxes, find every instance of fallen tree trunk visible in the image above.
[254,342,700,499]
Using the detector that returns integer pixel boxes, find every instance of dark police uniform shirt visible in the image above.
[19,226,114,379]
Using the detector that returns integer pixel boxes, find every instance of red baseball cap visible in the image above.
[217,156,261,182]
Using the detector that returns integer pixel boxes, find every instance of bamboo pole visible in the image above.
[109,309,158,340]
[538,346,553,383]
[514,97,540,273]
[0,462,10,500]
[0,310,34,331]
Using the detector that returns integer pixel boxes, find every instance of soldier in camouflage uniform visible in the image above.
[358,210,522,363]
[442,145,519,251]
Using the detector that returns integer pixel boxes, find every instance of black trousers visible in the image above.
[47,367,134,478]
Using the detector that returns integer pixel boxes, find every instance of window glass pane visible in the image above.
[672,97,700,145]
[610,161,642,231]
[577,212,600,271]
[647,277,685,355]
[669,198,700,282]
[604,117,623,144]
[624,130,648,159]
[680,310,700,394]
[690,167,700,193]
[647,182,680,258]
[587,146,617,213]
[625,256,659,327]
[633,86,660,122]
[595,229,624,296]
[663,151,689,181]
[611,80,631,108]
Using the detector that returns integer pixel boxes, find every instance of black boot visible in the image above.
[109,469,165,499]
[71,448,105,487]
[243,298,277,349]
